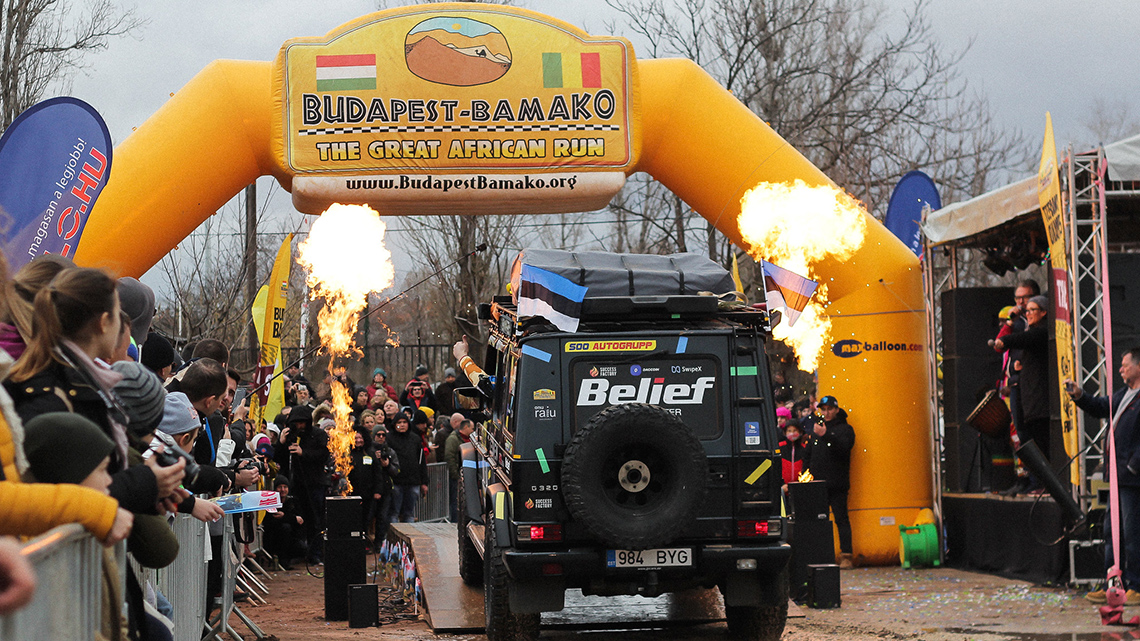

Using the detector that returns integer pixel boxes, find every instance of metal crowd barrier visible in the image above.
[415,462,450,523]
[0,524,103,641]
[1,513,221,641]
[131,514,209,641]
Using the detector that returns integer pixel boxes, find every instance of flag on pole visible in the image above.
[761,260,818,327]
[731,252,745,300]
[249,234,293,426]
[517,264,588,332]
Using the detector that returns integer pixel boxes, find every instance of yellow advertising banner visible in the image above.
[274,5,639,215]
[249,234,293,426]
[1037,113,1079,484]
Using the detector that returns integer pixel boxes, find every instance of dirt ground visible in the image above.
[228,555,1135,641]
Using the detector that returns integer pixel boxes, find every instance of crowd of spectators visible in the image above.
[0,253,470,639]
[773,387,857,569]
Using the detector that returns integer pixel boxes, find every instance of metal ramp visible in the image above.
[389,522,803,633]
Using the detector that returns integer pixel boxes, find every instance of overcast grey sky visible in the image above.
[61,0,1138,291]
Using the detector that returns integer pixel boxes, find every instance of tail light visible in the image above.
[517,524,562,542]
[737,519,781,537]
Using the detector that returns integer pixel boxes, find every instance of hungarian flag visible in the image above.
[761,260,817,327]
[518,264,588,332]
[316,54,377,91]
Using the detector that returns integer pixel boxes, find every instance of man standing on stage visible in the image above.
[1068,348,1140,605]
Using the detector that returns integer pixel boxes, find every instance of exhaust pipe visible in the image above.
[1015,439,1085,527]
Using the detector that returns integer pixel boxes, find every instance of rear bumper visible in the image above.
[502,542,791,582]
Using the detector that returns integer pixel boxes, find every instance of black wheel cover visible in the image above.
[561,403,707,549]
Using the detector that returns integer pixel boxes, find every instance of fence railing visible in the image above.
[230,343,455,392]
[130,515,209,641]
[1,475,441,641]
[416,462,450,523]
[0,524,102,641]
[2,513,213,641]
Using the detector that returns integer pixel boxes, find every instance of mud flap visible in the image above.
[488,485,512,548]
[722,572,762,607]
[509,579,566,614]
[460,443,485,525]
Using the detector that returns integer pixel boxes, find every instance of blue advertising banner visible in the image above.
[0,97,112,272]
[884,170,940,257]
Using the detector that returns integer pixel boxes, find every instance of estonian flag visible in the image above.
[518,264,588,332]
[761,260,818,327]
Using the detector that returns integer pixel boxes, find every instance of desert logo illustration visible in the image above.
[405,17,511,87]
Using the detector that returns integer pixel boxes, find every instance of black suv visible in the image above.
[456,252,790,641]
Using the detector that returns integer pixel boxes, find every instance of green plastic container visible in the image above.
[898,523,940,569]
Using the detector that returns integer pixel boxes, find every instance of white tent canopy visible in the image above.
[921,176,1039,246]
[1105,132,1140,182]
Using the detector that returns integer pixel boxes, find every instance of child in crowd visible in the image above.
[22,412,164,641]
[779,419,809,493]
[262,475,306,570]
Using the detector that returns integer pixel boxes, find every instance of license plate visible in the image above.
[606,548,692,568]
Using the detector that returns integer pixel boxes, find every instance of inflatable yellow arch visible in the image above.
[76,4,929,565]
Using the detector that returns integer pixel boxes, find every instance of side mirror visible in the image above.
[455,386,488,411]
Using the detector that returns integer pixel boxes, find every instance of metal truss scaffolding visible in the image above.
[1066,148,1110,498]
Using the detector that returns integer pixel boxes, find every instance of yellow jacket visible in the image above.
[0,350,118,540]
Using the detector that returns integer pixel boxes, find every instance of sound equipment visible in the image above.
[348,584,380,628]
[325,537,367,620]
[807,564,841,609]
[941,287,1013,358]
[325,495,364,538]
[1105,254,1140,391]
[1069,540,1105,586]
[940,288,1020,493]
[787,482,834,601]
[787,481,828,520]
[941,356,1005,426]
[324,497,366,621]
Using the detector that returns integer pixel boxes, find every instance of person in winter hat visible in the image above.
[804,395,856,569]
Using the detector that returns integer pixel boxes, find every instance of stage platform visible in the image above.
[387,522,805,632]
[942,493,1068,585]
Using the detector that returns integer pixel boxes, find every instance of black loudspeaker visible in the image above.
[1108,254,1140,389]
[807,564,841,608]
[348,584,379,628]
[940,288,1014,493]
[324,537,367,620]
[788,482,835,602]
[940,287,1013,358]
[941,356,1005,426]
[326,496,363,538]
[788,482,828,520]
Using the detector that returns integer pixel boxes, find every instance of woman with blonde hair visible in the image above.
[0,254,73,360]
[4,268,184,514]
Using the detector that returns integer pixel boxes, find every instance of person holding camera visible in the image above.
[804,395,856,569]
[1067,348,1140,605]
[273,404,329,564]
[370,426,400,543]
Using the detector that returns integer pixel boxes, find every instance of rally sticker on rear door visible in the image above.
[745,421,760,446]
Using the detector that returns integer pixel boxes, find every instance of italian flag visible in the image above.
[543,52,601,89]
[316,54,377,91]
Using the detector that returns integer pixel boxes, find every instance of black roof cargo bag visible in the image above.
[510,249,736,300]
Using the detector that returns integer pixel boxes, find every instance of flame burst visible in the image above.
[738,180,867,371]
[297,204,395,494]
